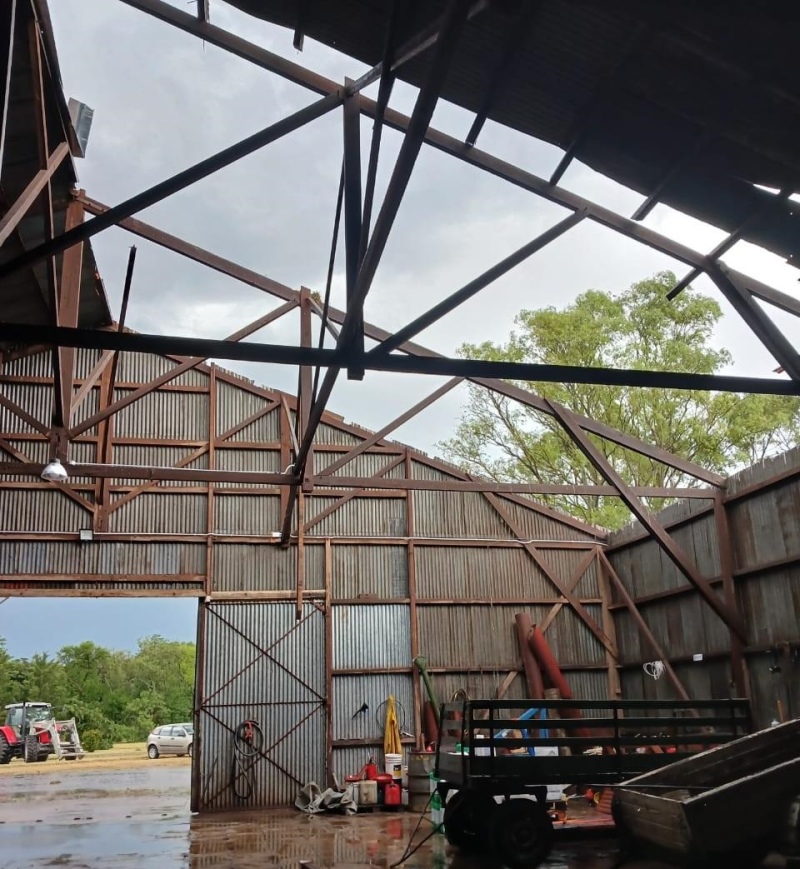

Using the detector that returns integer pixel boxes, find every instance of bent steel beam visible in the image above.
[0,91,344,281]
[548,399,747,642]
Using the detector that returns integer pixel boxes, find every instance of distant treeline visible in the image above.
[0,636,195,750]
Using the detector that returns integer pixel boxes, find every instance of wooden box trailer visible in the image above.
[613,718,800,867]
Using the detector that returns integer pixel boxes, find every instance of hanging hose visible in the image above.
[231,719,264,801]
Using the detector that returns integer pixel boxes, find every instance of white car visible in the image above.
[147,723,193,759]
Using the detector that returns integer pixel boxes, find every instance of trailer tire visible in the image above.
[0,732,11,764]
[444,789,496,851]
[492,798,553,869]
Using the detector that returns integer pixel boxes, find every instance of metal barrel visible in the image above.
[408,750,435,813]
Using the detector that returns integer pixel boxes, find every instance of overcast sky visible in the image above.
[4,0,800,656]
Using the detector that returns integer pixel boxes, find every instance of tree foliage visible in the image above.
[0,636,195,747]
[440,272,800,529]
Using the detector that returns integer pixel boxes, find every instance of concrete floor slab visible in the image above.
[0,763,686,869]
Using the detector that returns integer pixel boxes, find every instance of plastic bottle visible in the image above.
[430,789,444,832]
[429,769,437,794]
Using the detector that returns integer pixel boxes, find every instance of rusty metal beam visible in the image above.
[0,0,16,174]
[292,0,469,489]
[56,198,85,428]
[303,454,406,534]
[707,264,800,381]
[483,491,617,657]
[539,548,597,634]
[317,377,463,476]
[0,92,345,281]
[112,0,793,329]
[548,399,747,641]
[12,322,799,398]
[667,187,793,301]
[0,392,50,435]
[68,299,298,437]
[0,141,69,247]
[369,210,586,356]
[599,552,691,702]
[342,80,363,379]
[65,201,731,488]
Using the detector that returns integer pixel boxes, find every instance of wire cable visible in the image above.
[231,719,264,801]
[643,661,665,681]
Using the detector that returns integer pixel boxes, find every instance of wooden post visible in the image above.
[713,494,749,699]
[405,448,423,749]
[597,550,622,700]
[206,365,216,597]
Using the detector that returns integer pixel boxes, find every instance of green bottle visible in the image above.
[430,789,444,831]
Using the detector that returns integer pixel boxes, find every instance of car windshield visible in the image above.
[184,724,194,735]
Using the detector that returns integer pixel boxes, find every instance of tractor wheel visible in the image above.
[491,798,554,869]
[24,735,42,764]
[0,732,11,765]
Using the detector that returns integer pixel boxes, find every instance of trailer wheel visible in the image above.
[492,798,554,869]
[444,789,496,851]
[0,732,11,764]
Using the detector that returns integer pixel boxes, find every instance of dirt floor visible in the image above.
[0,749,785,869]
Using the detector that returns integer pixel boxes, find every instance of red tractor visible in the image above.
[0,702,56,763]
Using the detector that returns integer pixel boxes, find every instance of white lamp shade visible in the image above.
[41,458,68,483]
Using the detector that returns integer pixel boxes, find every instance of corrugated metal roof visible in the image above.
[212,542,324,593]
[113,390,209,440]
[227,1,800,266]
[0,0,110,350]
[412,490,510,539]
[0,488,86,532]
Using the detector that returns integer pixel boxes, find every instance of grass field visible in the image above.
[0,741,190,774]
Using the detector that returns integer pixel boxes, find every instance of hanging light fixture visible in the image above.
[41,458,68,483]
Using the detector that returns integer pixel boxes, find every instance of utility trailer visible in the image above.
[434,697,751,869]
[614,717,800,868]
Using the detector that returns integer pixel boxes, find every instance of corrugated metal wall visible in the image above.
[1,349,623,813]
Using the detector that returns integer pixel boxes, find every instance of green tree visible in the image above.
[440,272,800,529]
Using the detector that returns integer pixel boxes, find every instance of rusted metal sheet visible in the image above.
[314,423,360,445]
[304,497,406,537]
[330,545,408,599]
[0,489,85,531]
[415,546,555,600]
[213,494,281,536]
[332,674,414,740]
[108,492,207,533]
[115,351,208,386]
[412,490,510,539]
[199,602,326,810]
[409,458,462,481]
[431,671,528,704]
[498,497,600,542]
[418,605,556,669]
[227,408,280,443]
[0,539,205,574]
[113,389,209,440]
[0,383,51,433]
[214,448,281,486]
[332,605,410,669]
[112,445,210,487]
[212,542,324,593]
[543,605,607,666]
[323,451,406,479]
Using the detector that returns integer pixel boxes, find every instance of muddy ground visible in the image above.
[0,749,784,869]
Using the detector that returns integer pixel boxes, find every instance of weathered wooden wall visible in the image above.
[607,447,800,729]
